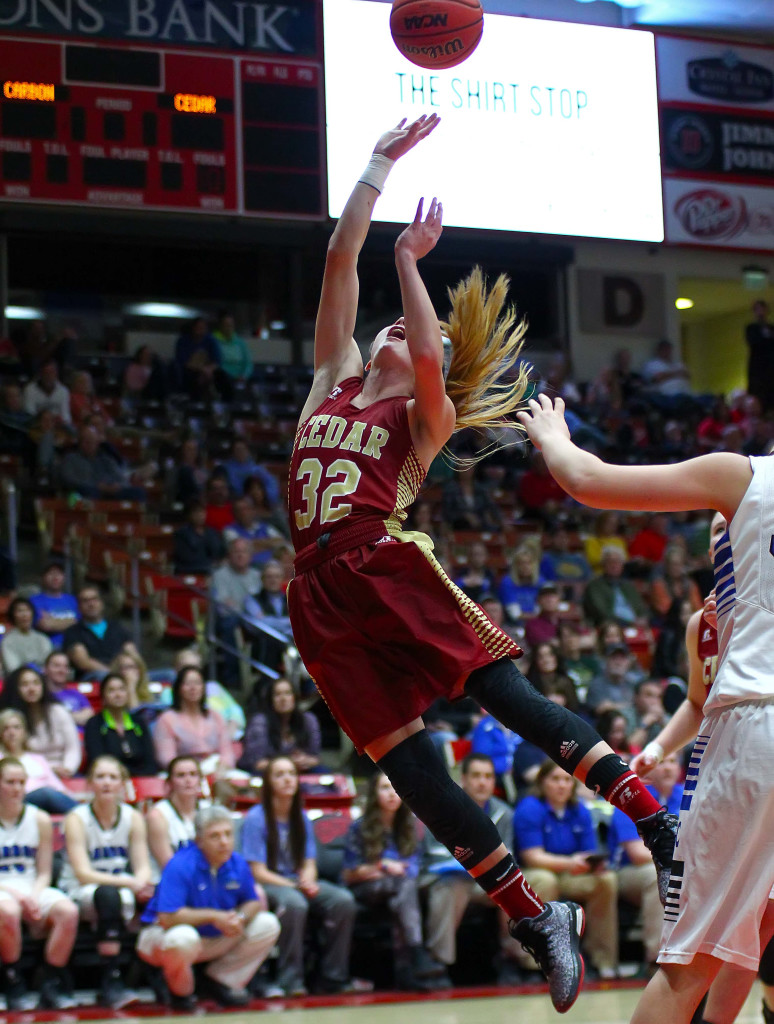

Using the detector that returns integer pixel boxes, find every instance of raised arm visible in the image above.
[517,395,752,522]
[630,605,709,775]
[300,114,440,422]
[396,197,456,463]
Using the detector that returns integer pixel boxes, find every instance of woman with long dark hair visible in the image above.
[0,666,81,777]
[241,756,356,997]
[342,772,442,989]
[526,643,580,714]
[595,709,635,759]
[238,677,321,775]
[153,666,233,771]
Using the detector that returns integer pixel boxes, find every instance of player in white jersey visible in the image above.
[630,510,774,1024]
[519,395,774,1024]
[60,755,153,1009]
[146,756,201,881]
[0,757,78,1010]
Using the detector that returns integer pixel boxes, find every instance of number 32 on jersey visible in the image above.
[294,458,361,530]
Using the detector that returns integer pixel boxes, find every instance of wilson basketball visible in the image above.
[390,0,483,70]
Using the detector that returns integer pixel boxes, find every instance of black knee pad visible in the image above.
[761,935,774,985]
[465,659,600,772]
[377,730,502,870]
[93,885,124,942]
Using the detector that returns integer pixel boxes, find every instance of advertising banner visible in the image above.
[657,35,774,249]
[663,178,774,250]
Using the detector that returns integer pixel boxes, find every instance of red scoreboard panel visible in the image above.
[0,36,324,219]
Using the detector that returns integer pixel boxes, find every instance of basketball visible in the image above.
[390,0,483,70]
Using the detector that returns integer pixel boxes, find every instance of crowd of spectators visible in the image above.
[0,309,771,1008]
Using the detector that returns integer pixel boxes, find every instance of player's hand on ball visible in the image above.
[374,113,440,161]
[516,395,572,450]
[395,197,443,260]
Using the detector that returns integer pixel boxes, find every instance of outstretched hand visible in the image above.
[374,114,440,162]
[516,394,573,450]
[395,197,443,261]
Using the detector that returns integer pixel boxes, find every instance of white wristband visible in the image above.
[642,741,664,765]
[358,154,394,194]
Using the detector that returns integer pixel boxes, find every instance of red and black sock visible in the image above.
[474,853,544,922]
[585,754,662,822]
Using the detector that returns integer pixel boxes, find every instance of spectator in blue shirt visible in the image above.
[498,545,545,622]
[29,562,79,648]
[470,711,518,792]
[607,754,684,970]
[452,540,496,604]
[514,759,619,979]
[241,756,357,997]
[220,440,280,507]
[223,495,284,568]
[538,518,592,601]
[342,772,442,991]
[137,805,280,1010]
[174,317,222,401]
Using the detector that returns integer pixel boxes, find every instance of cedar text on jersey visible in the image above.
[297,413,389,460]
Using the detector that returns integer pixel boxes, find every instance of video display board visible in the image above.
[323,0,664,243]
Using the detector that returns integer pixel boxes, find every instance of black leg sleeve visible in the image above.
[465,658,603,774]
[377,730,503,871]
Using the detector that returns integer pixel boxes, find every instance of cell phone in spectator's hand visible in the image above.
[585,853,607,868]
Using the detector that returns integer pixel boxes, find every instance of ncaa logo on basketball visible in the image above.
[403,12,448,27]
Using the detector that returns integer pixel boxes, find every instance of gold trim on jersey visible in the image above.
[385,447,426,536]
[387,526,519,661]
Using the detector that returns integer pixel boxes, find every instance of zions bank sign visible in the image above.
[0,0,318,55]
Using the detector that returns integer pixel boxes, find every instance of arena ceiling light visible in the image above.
[5,305,44,320]
[124,302,201,318]
[675,297,694,309]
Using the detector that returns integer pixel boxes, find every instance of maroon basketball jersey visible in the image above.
[288,377,424,551]
[697,609,718,697]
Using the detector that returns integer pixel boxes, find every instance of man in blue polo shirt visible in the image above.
[137,805,280,1010]
[607,753,683,971]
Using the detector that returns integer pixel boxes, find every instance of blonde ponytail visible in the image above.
[440,267,532,461]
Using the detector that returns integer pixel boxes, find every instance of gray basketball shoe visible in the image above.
[510,901,586,1014]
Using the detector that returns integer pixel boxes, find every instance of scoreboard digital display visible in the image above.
[0,36,324,219]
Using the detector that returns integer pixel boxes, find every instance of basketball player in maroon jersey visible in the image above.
[286,115,676,1013]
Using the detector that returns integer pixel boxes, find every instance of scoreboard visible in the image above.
[0,36,324,219]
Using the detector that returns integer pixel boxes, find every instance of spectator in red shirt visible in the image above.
[524,584,563,649]
[518,450,568,521]
[628,513,670,567]
[204,471,234,532]
[695,396,732,453]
